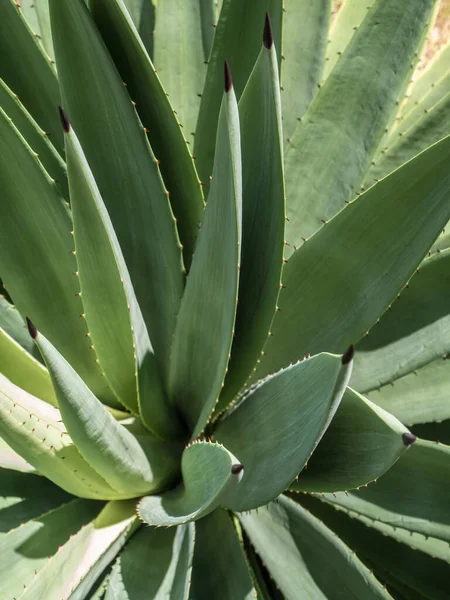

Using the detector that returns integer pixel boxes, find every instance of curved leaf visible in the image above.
[0,437,36,472]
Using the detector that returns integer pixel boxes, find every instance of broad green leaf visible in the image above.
[314,439,450,544]
[105,523,194,600]
[323,0,369,80]
[0,77,67,198]
[19,0,54,60]
[292,387,410,493]
[298,493,450,600]
[89,0,204,268]
[0,108,117,406]
[63,114,182,438]
[0,0,62,151]
[0,468,71,532]
[169,77,241,438]
[122,0,155,58]
[0,497,102,600]
[411,419,450,445]
[137,441,244,526]
[281,0,331,144]
[0,326,56,405]
[33,328,181,497]
[251,134,450,381]
[0,437,36,472]
[213,351,353,512]
[240,495,391,600]
[49,0,184,380]
[352,250,450,399]
[152,0,206,140]
[190,509,256,600]
[219,28,285,409]
[284,0,436,252]
[0,374,121,499]
[0,294,41,361]
[194,0,283,194]
[366,357,450,426]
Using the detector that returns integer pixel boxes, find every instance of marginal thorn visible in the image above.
[224,60,233,92]
[26,317,38,339]
[58,106,70,133]
[341,344,355,365]
[263,12,273,49]
[402,432,417,446]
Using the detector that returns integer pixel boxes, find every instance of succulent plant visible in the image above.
[1,0,450,597]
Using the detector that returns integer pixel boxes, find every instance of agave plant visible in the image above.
[1,0,450,597]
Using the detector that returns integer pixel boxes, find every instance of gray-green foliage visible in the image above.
[0,0,449,597]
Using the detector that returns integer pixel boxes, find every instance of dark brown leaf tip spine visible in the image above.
[402,432,417,446]
[231,463,244,475]
[224,61,233,93]
[58,106,71,133]
[263,12,273,49]
[26,317,38,339]
[341,344,355,365]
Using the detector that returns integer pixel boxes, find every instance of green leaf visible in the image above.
[297,493,450,600]
[105,523,194,600]
[251,134,450,381]
[0,374,122,499]
[137,441,243,526]
[190,509,256,600]
[284,0,437,252]
[0,0,63,151]
[213,351,353,512]
[19,0,54,60]
[291,387,410,493]
[219,28,285,409]
[0,294,41,361]
[410,419,450,445]
[194,0,283,195]
[49,0,184,380]
[122,0,155,58]
[33,328,182,497]
[239,495,391,600]
[63,114,182,438]
[0,326,56,406]
[0,497,102,600]
[0,437,36,472]
[89,0,204,268]
[199,0,218,60]
[352,250,450,404]
[152,0,206,140]
[0,77,67,198]
[281,0,331,144]
[169,78,241,438]
[0,108,117,406]
[0,467,71,532]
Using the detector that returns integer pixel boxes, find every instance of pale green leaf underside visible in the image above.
[0,436,36,472]
[240,495,391,600]
[20,0,54,60]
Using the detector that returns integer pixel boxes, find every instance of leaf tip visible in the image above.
[341,344,355,365]
[58,106,71,133]
[263,13,273,49]
[26,317,38,339]
[224,61,233,93]
[402,432,417,446]
[231,463,244,475]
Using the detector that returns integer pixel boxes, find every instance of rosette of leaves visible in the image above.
[1,0,450,598]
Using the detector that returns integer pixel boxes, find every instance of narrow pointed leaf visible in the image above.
[292,387,411,492]
[122,0,155,58]
[0,374,122,499]
[190,509,256,600]
[0,0,62,151]
[33,328,181,496]
[0,294,41,361]
[169,80,241,438]
[89,0,204,267]
[199,0,218,60]
[239,495,391,600]
[20,0,54,60]
[219,33,285,408]
[284,0,436,252]
[281,0,331,144]
[63,113,182,438]
[252,134,450,381]
[49,0,184,378]
[105,523,194,600]
[0,326,56,405]
[0,107,118,407]
[137,441,244,526]
[0,77,67,198]
[352,251,450,398]
[213,352,353,511]
[194,0,283,194]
